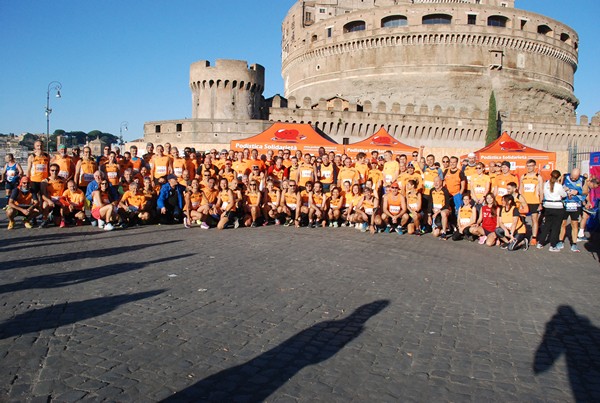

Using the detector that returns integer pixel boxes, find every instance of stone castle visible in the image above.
[142,0,599,167]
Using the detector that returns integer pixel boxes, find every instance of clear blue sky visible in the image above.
[1,0,598,141]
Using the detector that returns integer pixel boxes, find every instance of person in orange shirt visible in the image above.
[150,145,173,182]
[248,149,267,173]
[470,162,492,207]
[142,142,154,165]
[354,186,381,233]
[443,156,467,214]
[337,157,359,187]
[6,176,40,229]
[316,154,336,192]
[216,178,237,230]
[26,140,50,197]
[493,161,519,203]
[91,179,118,231]
[232,152,249,179]
[519,159,543,245]
[248,165,265,189]
[262,178,281,225]
[297,154,316,189]
[244,179,262,227]
[382,151,399,187]
[171,147,189,180]
[452,193,477,241]
[219,160,238,185]
[327,186,345,227]
[429,176,452,238]
[118,151,134,176]
[354,152,370,185]
[97,145,111,166]
[308,181,327,228]
[496,194,528,250]
[183,179,204,228]
[101,152,121,187]
[75,146,98,192]
[51,144,75,181]
[367,159,384,194]
[463,152,479,189]
[129,145,146,175]
[197,177,219,229]
[381,182,406,233]
[60,179,86,227]
[39,164,66,227]
[403,179,423,235]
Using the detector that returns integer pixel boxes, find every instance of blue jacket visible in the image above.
[157,182,186,210]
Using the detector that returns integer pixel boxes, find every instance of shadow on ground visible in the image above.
[162,299,390,403]
[0,289,166,339]
[534,305,600,402]
[0,254,193,294]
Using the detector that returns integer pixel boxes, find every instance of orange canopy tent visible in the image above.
[466,132,556,180]
[230,122,342,154]
[344,128,418,158]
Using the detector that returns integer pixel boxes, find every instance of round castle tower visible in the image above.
[281,0,579,118]
[190,59,265,120]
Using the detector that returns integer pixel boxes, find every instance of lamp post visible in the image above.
[119,121,128,146]
[45,81,62,153]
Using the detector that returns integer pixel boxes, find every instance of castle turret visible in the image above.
[190,59,265,120]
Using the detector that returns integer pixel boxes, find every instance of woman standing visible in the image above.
[537,170,567,252]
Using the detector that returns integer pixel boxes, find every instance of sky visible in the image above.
[1,0,598,142]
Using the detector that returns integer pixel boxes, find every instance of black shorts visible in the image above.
[527,204,540,215]
[4,181,18,192]
[30,181,42,195]
[563,208,581,221]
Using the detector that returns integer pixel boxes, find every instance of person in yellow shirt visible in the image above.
[382,151,399,186]
[244,180,262,227]
[308,181,327,228]
[381,182,406,233]
[281,180,301,227]
[118,180,147,227]
[470,163,492,207]
[354,153,370,185]
[297,154,316,189]
[354,186,381,233]
[327,186,345,227]
[60,179,86,227]
[262,178,281,225]
[39,164,66,227]
[150,145,173,182]
[452,193,477,241]
[367,160,384,195]
[493,161,519,204]
[337,157,359,187]
[403,179,423,235]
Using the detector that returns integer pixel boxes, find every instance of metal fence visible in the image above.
[568,141,600,172]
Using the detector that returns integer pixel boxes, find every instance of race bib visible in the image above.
[409,203,418,210]
[524,183,536,193]
[174,167,183,176]
[433,203,442,210]
[191,201,200,208]
[35,164,46,173]
[301,170,312,178]
[389,205,400,214]
[83,173,94,182]
[497,188,508,196]
[365,207,373,215]
[221,201,229,210]
[6,170,15,179]
[424,181,434,190]
[460,218,471,225]
[156,166,167,175]
[58,170,69,179]
[504,222,513,229]
[323,171,331,178]
[385,175,393,183]
[107,172,117,179]
[287,203,297,209]
[565,201,579,212]
[474,186,485,195]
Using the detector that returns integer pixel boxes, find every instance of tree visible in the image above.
[486,91,498,145]
[53,129,66,136]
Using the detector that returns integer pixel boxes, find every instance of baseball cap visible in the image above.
[501,161,511,168]
[166,174,177,181]
[58,144,66,149]
[467,152,476,158]
[390,183,399,189]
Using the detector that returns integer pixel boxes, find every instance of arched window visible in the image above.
[381,15,407,28]
[487,15,508,28]
[422,14,452,25]
[560,33,571,43]
[537,24,552,36]
[344,21,366,33]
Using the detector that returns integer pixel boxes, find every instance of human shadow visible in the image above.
[0,289,166,339]
[583,231,599,264]
[533,305,600,402]
[0,240,181,271]
[162,299,390,403]
[0,254,194,295]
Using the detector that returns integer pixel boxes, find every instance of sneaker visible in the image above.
[577,236,588,242]
[24,220,33,229]
[478,236,487,245]
[507,238,518,251]
[275,219,281,226]
[251,221,258,228]
[183,217,190,229]
[549,246,560,252]
[530,238,537,246]
[556,241,564,250]
[200,222,210,230]
[262,220,269,227]
[7,220,14,230]
[384,225,391,234]
[361,222,368,232]
[196,220,202,225]
[328,222,333,227]
[355,223,361,230]
[571,244,580,253]
[332,221,339,228]
[234,218,240,229]
[59,220,66,228]
[396,227,404,235]
[536,243,544,250]
[440,231,447,240]
[310,222,316,229]
[104,223,114,231]
[91,220,98,227]
[98,219,105,229]
[522,238,529,251]
[38,219,49,229]
[284,218,292,227]
[343,221,350,227]
[500,243,509,250]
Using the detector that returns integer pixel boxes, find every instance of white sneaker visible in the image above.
[183,217,190,229]
[104,223,114,231]
[98,219,105,229]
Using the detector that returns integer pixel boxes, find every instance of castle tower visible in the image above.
[281,0,579,118]
[190,59,265,120]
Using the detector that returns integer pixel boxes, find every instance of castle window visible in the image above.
[487,16,508,28]
[343,138,350,145]
[537,24,552,36]
[467,14,476,25]
[422,14,452,25]
[311,34,318,42]
[319,8,326,13]
[560,33,571,44]
[344,21,366,33]
[176,123,182,132]
[327,27,333,38]
[381,15,407,28]
[520,19,527,30]
[155,125,161,133]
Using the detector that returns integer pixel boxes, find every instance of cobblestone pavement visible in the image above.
[0,216,599,402]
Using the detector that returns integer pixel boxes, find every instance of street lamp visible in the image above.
[45,81,62,153]
[119,121,128,146]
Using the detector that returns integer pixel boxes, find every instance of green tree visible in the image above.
[53,129,66,136]
[486,91,498,145]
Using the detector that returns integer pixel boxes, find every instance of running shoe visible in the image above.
[234,218,240,229]
[275,219,281,225]
[548,246,560,252]
[333,221,339,228]
[200,222,210,229]
[7,220,14,230]
[98,219,105,229]
[571,244,580,253]
[507,238,518,250]
[91,220,98,227]
[396,227,404,235]
[183,217,190,229]
[24,220,33,229]
[361,222,368,232]
[384,225,391,234]
[500,243,509,250]
[262,220,269,226]
[355,223,361,230]
[251,221,258,228]
[556,241,564,250]
[104,223,114,231]
[536,243,544,250]
[478,236,487,245]
[59,220,66,228]
[38,219,49,228]
[522,238,529,251]
[284,218,292,227]
[577,236,588,242]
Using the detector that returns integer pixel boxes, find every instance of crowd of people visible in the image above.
[2,139,598,253]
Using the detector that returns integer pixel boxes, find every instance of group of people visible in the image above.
[2,140,598,253]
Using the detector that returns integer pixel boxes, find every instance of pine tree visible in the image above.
[486,91,498,145]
